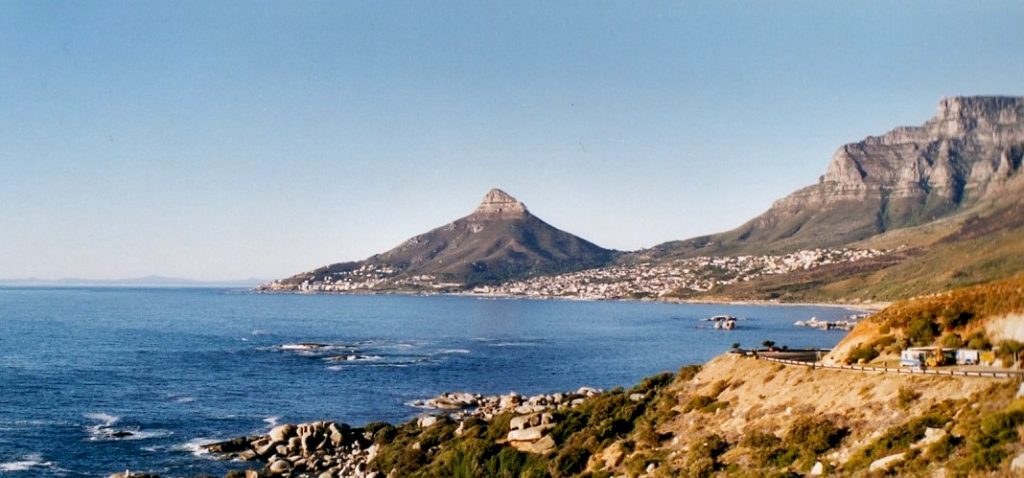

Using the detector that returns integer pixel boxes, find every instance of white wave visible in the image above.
[84,412,119,427]
[0,454,53,472]
[263,416,281,428]
[327,354,383,363]
[120,429,172,441]
[437,349,470,354]
[472,337,541,347]
[84,412,170,441]
[174,396,196,404]
[280,342,330,351]
[173,438,218,457]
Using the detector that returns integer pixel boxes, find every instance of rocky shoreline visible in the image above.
[198,387,604,478]
[201,421,378,478]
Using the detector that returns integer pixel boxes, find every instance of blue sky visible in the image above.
[1,1,1022,280]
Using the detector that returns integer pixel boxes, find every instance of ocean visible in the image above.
[0,287,857,477]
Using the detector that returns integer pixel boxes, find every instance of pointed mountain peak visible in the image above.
[473,188,529,218]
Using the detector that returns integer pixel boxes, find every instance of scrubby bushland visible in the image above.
[843,336,896,364]
[870,275,1024,335]
[843,275,1024,364]
[369,368,685,478]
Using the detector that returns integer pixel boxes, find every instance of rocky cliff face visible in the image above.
[269,189,617,290]
[653,96,1024,257]
[472,188,529,218]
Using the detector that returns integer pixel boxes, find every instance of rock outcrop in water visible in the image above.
[263,188,617,291]
[650,96,1024,257]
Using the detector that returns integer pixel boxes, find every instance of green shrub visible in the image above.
[961,446,1007,472]
[622,449,668,476]
[965,331,992,350]
[845,344,880,364]
[683,395,728,413]
[976,409,1024,447]
[784,416,845,455]
[552,444,589,477]
[740,430,799,468]
[940,333,963,348]
[996,340,1024,365]
[685,434,729,478]
[938,308,974,330]
[906,316,939,346]
[926,433,960,460]
[741,430,780,449]
[633,371,675,394]
[844,413,949,471]
[678,365,702,381]
[897,386,922,409]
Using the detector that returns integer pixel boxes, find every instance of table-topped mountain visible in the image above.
[262,189,617,291]
[647,96,1024,259]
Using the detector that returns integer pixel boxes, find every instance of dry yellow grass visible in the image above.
[655,354,1000,470]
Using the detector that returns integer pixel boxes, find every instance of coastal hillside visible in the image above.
[648,96,1024,259]
[263,189,617,291]
[205,277,1024,478]
[204,353,1024,477]
[824,274,1024,366]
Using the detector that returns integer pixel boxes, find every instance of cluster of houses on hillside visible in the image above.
[477,248,890,300]
[271,248,891,297]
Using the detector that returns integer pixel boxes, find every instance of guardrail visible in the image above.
[755,354,1024,379]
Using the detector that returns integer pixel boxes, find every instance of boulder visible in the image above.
[577,386,599,397]
[300,433,317,453]
[809,461,824,476]
[914,427,947,449]
[598,442,625,468]
[203,436,250,454]
[868,453,906,472]
[499,393,521,409]
[510,413,538,431]
[417,415,439,428]
[268,459,292,475]
[1012,452,1024,471]
[430,398,467,410]
[525,435,556,454]
[269,424,296,443]
[255,441,278,458]
[507,426,545,442]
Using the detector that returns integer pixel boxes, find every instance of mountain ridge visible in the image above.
[265,189,617,290]
[644,96,1024,260]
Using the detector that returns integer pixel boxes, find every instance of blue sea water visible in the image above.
[0,287,857,477]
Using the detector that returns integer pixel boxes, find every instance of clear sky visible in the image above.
[1,1,1022,281]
